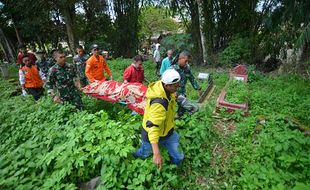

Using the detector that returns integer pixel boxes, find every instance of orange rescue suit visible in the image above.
[85,55,112,82]
[20,65,43,88]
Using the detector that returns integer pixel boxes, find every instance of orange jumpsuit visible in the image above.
[85,55,112,82]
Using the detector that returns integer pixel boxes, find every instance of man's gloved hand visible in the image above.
[177,94,186,106]
[177,94,199,114]
[189,104,199,114]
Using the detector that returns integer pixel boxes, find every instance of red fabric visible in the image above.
[123,64,144,83]
[17,52,37,65]
[83,80,147,115]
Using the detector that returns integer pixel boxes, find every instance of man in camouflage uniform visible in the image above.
[46,50,82,109]
[35,50,55,78]
[170,51,201,117]
[73,45,89,87]
[47,48,57,67]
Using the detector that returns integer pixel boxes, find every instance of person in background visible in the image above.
[153,43,161,76]
[133,69,184,168]
[43,48,57,71]
[160,49,174,76]
[170,51,201,117]
[36,49,54,78]
[73,45,89,87]
[19,55,45,101]
[123,55,145,84]
[16,44,37,67]
[46,50,82,109]
[85,44,112,83]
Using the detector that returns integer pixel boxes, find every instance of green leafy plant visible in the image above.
[161,34,194,55]
[1,58,309,189]
[219,37,251,66]
[225,80,248,104]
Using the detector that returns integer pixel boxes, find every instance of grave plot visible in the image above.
[216,65,249,113]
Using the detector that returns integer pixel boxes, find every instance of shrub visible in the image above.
[160,34,194,56]
[219,37,251,66]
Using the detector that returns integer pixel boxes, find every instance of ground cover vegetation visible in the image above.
[0,58,309,189]
[0,0,310,189]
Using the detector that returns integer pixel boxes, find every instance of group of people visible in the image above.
[17,42,203,168]
[155,47,202,117]
[18,44,126,109]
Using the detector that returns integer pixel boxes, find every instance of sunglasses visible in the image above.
[170,82,180,88]
[171,78,179,83]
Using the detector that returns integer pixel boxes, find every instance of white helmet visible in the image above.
[161,69,181,84]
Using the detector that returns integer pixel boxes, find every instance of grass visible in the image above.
[1,58,310,189]
[224,80,248,104]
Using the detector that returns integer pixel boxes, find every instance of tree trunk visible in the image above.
[188,1,203,64]
[13,26,22,45]
[203,0,214,53]
[113,0,140,58]
[82,2,93,41]
[197,0,207,64]
[60,5,78,55]
[0,28,16,63]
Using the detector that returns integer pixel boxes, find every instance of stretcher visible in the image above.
[82,80,147,115]
[83,74,214,115]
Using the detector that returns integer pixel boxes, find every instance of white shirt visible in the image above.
[153,49,161,62]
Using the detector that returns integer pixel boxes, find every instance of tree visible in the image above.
[77,0,112,50]
[166,0,261,64]
[197,0,207,64]
[139,6,180,42]
[112,0,140,57]
[51,0,80,54]
[166,0,204,64]
[0,28,15,62]
[0,0,68,52]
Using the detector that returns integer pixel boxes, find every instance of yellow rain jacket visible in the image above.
[142,80,176,143]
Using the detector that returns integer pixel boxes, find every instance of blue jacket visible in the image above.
[160,57,172,75]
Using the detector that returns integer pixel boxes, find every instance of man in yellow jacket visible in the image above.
[133,69,184,168]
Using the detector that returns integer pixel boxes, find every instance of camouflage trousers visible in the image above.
[60,90,83,110]
[76,65,88,87]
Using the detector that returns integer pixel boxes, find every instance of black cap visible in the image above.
[18,44,26,49]
[91,44,99,49]
[50,48,57,54]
